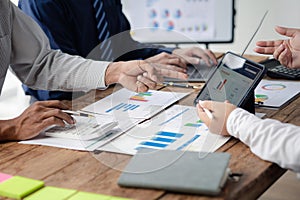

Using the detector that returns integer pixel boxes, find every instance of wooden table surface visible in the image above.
[1,55,298,200]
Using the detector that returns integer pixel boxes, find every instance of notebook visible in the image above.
[118,149,231,196]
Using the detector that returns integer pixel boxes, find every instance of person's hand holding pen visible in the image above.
[196,100,237,136]
[1,101,75,141]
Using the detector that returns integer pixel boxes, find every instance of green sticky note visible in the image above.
[0,176,44,199]
[67,191,111,200]
[24,186,77,200]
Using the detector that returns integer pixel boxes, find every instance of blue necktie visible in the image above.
[93,0,113,61]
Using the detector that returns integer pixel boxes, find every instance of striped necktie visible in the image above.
[93,0,113,61]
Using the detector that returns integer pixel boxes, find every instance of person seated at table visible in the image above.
[196,26,300,173]
[18,0,217,101]
[0,0,187,142]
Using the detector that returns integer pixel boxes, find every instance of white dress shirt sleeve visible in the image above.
[8,2,110,92]
[227,108,300,172]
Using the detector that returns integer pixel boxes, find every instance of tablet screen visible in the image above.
[195,52,265,106]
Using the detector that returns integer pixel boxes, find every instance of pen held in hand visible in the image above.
[162,82,200,89]
[203,108,214,120]
[62,110,95,118]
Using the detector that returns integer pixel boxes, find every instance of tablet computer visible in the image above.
[194,52,266,107]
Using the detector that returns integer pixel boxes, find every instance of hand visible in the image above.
[172,47,218,66]
[1,101,75,141]
[254,26,300,68]
[196,100,237,136]
[145,52,188,71]
[106,60,188,92]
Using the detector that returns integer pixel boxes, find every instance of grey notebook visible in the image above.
[118,149,231,196]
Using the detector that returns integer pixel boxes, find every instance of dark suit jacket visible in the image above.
[19,0,173,100]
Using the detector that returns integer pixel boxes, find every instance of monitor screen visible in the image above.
[122,0,235,44]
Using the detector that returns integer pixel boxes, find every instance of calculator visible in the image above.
[260,59,300,80]
[45,117,118,140]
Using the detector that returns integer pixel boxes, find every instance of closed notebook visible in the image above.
[118,149,230,196]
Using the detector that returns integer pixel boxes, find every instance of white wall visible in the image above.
[122,0,300,55]
[210,0,300,55]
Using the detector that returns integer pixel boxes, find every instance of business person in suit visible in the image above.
[0,0,186,141]
[196,26,300,173]
[18,0,217,101]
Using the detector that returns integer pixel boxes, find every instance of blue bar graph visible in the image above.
[140,141,168,148]
[105,103,140,113]
[156,131,183,138]
[152,137,176,143]
[135,131,184,151]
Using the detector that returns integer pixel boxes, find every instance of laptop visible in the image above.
[164,59,220,82]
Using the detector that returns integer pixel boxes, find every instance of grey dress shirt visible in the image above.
[0,0,110,94]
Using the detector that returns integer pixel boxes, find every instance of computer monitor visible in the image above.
[122,0,235,44]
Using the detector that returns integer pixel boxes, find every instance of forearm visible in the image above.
[227,108,300,172]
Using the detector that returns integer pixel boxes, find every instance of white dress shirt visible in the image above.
[227,108,300,172]
[0,0,110,94]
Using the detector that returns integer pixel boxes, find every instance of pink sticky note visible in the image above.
[0,173,12,183]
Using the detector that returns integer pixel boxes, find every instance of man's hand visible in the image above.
[172,47,218,66]
[254,26,300,69]
[105,60,188,92]
[145,52,187,71]
[0,101,75,141]
[196,100,236,136]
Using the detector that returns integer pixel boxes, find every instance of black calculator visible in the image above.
[260,59,300,80]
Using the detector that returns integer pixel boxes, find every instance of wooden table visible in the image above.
[0,55,298,200]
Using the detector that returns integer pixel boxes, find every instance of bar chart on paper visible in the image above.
[81,88,189,119]
[99,105,229,155]
[135,131,184,151]
[105,103,140,113]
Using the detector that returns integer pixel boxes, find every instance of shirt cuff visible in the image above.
[226,108,244,138]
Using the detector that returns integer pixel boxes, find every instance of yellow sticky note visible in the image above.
[24,186,77,200]
[0,176,44,199]
[67,191,111,200]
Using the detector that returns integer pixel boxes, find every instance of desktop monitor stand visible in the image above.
[240,89,255,114]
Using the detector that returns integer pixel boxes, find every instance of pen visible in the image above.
[203,108,214,120]
[62,110,95,118]
[198,101,214,120]
[162,82,200,89]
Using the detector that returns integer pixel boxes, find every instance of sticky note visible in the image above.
[0,176,44,199]
[24,186,77,200]
[67,191,111,200]
[0,172,12,183]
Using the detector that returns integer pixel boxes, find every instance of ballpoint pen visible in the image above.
[203,108,214,120]
[162,82,201,89]
[62,110,95,118]
[198,101,214,120]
